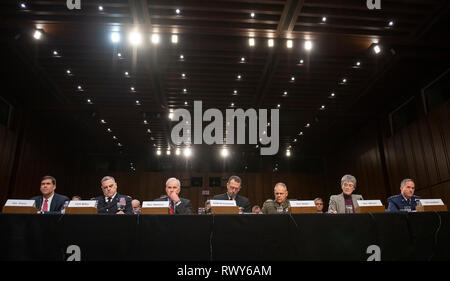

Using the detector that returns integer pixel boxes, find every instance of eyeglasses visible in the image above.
[343,183,354,188]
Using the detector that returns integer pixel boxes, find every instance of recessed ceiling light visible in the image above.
[175,9,181,14]
[179,54,184,60]
[305,123,310,128]
[156,149,161,156]
[184,101,188,105]
[171,34,178,44]
[135,100,140,105]
[286,149,291,157]
[283,91,287,96]
[87,99,92,104]
[98,6,103,11]
[151,34,160,44]
[299,131,303,136]
[320,105,326,110]
[111,32,120,43]
[117,53,122,57]
[118,143,122,147]
[294,139,297,142]
[130,87,135,91]
[304,40,313,51]
[124,71,129,76]
[291,76,295,81]
[277,104,281,108]
[237,74,242,80]
[250,12,255,18]
[107,128,112,132]
[268,39,274,47]
[322,17,327,22]
[231,103,234,107]
[33,29,43,40]
[175,148,181,155]
[143,120,148,124]
[166,150,171,156]
[233,90,238,95]
[342,78,347,84]
[128,30,142,46]
[241,57,245,62]
[388,20,394,27]
[113,136,117,140]
[286,40,293,48]
[181,73,186,78]
[356,61,361,66]
[20,2,27,9]
[249,38,255,47]
[168,112,174,120]
[66,69,71,74]
[147,129,151,133]
[221,148,229,158]
[299,59,304,64]
[53,50,58,56]
[373,44,381,54]
[77,85,83,91]
[101,119,106,124]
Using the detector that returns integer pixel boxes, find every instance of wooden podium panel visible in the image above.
[355,205,386,213]
[211,206,239,214]
[2,206,38,214]
[141,207,169,214]
[290,206,317,214]
[65,207,98,214]
[416,204,447,212]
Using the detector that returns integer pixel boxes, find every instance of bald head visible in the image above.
[274,183,288,204]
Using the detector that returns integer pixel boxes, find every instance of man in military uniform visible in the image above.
[262,183,290,214]
[94,176,132,214]
[387,178,420,212]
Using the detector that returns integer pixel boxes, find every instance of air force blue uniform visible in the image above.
[386,194,421,212]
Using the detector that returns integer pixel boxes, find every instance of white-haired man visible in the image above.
[155,177,192,215]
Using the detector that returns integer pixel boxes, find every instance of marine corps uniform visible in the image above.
[261,200,290,214]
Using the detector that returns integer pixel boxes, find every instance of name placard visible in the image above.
[4,199,36,207]
[210,200,237,207]
[142,201,169,208]
[357,200,383,207]
[289,200,316,207]
[68,200,97,208]
[419,199,444,206]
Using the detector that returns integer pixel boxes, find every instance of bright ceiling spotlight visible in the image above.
[249,38,255,47]
[183,147,192,158]
[33,29,43,40]
[128,30,142,46]
[171,34,178,44]
[304,40,313,51]
[151,34,160,44]
[221,148,229,158]
[111,32,120,43]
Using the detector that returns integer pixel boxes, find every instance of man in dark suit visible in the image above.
[30,175,69,214]
[94,176,132,215]
[213,175,251,213]
[155,177,192,214]
[387,178,420,212]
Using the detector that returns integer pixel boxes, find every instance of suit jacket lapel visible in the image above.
[36,197,43,210]
[337,193,345,213]
[351,194,360,209]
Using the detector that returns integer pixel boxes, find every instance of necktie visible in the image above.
[42,199,48,212]
[107,197,112,203]
[170,200,175,215]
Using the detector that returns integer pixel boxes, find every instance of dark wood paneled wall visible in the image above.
[384,101,450,205]
[0,125,18,205]
[325,100,450,207]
